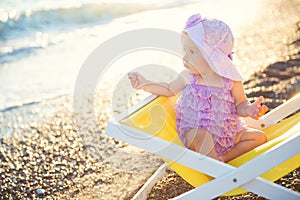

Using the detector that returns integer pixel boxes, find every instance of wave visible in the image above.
[0,30,52,64]
[0,92,69,112]
[0,45,45,65]
[0,2,186,41]
[0,1,198,64]
[0,2,157,64]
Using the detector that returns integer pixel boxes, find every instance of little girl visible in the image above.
[128,14,268,162]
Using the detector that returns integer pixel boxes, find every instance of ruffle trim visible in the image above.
[180,85,235,103]
[176,116,244,136]
[176,108,240,122]
[190,74,234,91]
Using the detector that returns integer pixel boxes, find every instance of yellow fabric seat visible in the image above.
[121,96,300,196]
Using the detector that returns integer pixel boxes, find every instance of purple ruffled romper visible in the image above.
[175,74,246,156]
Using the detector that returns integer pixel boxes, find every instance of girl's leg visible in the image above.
[185,128,222,161]
[219,128,267,162]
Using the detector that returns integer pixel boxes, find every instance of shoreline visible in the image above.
[0,0,300,199]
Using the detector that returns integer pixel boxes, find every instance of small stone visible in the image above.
[36,188,45,195]
[58,181,64,187]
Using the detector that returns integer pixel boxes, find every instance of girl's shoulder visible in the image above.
[230,79,243,90]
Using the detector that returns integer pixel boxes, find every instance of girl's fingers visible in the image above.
[128,72,140,89]
[133,80,139,88]
[254,104,268,119]
[254,96,264,106]
[128,72,137,79]
[259,105,268,113]
[252,112,259,120]
[250,97,268,119]
[260,105,268,115]
[263,105,268,112]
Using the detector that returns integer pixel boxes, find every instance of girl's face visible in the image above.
[182,32,213,75]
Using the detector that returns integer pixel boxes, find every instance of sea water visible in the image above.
[0,0,264,111]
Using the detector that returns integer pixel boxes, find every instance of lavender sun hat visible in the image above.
[183,13,243,81]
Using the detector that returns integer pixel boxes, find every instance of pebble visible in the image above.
[36,188,45,195]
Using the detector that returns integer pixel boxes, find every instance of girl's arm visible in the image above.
[231,81,268,119]
[128,70,189,97]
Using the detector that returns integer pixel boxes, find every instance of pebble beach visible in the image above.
[0,0,300,199]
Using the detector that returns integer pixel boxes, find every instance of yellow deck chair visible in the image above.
[105,93,300,199]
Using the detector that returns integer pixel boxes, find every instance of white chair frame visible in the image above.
[106,94,300,199]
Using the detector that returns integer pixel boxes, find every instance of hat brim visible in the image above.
[184,22,243,81]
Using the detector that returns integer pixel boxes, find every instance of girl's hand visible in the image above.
[247,96,269,120]
[128,72,147,89]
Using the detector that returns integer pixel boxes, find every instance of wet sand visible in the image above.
[0,0,300,199]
